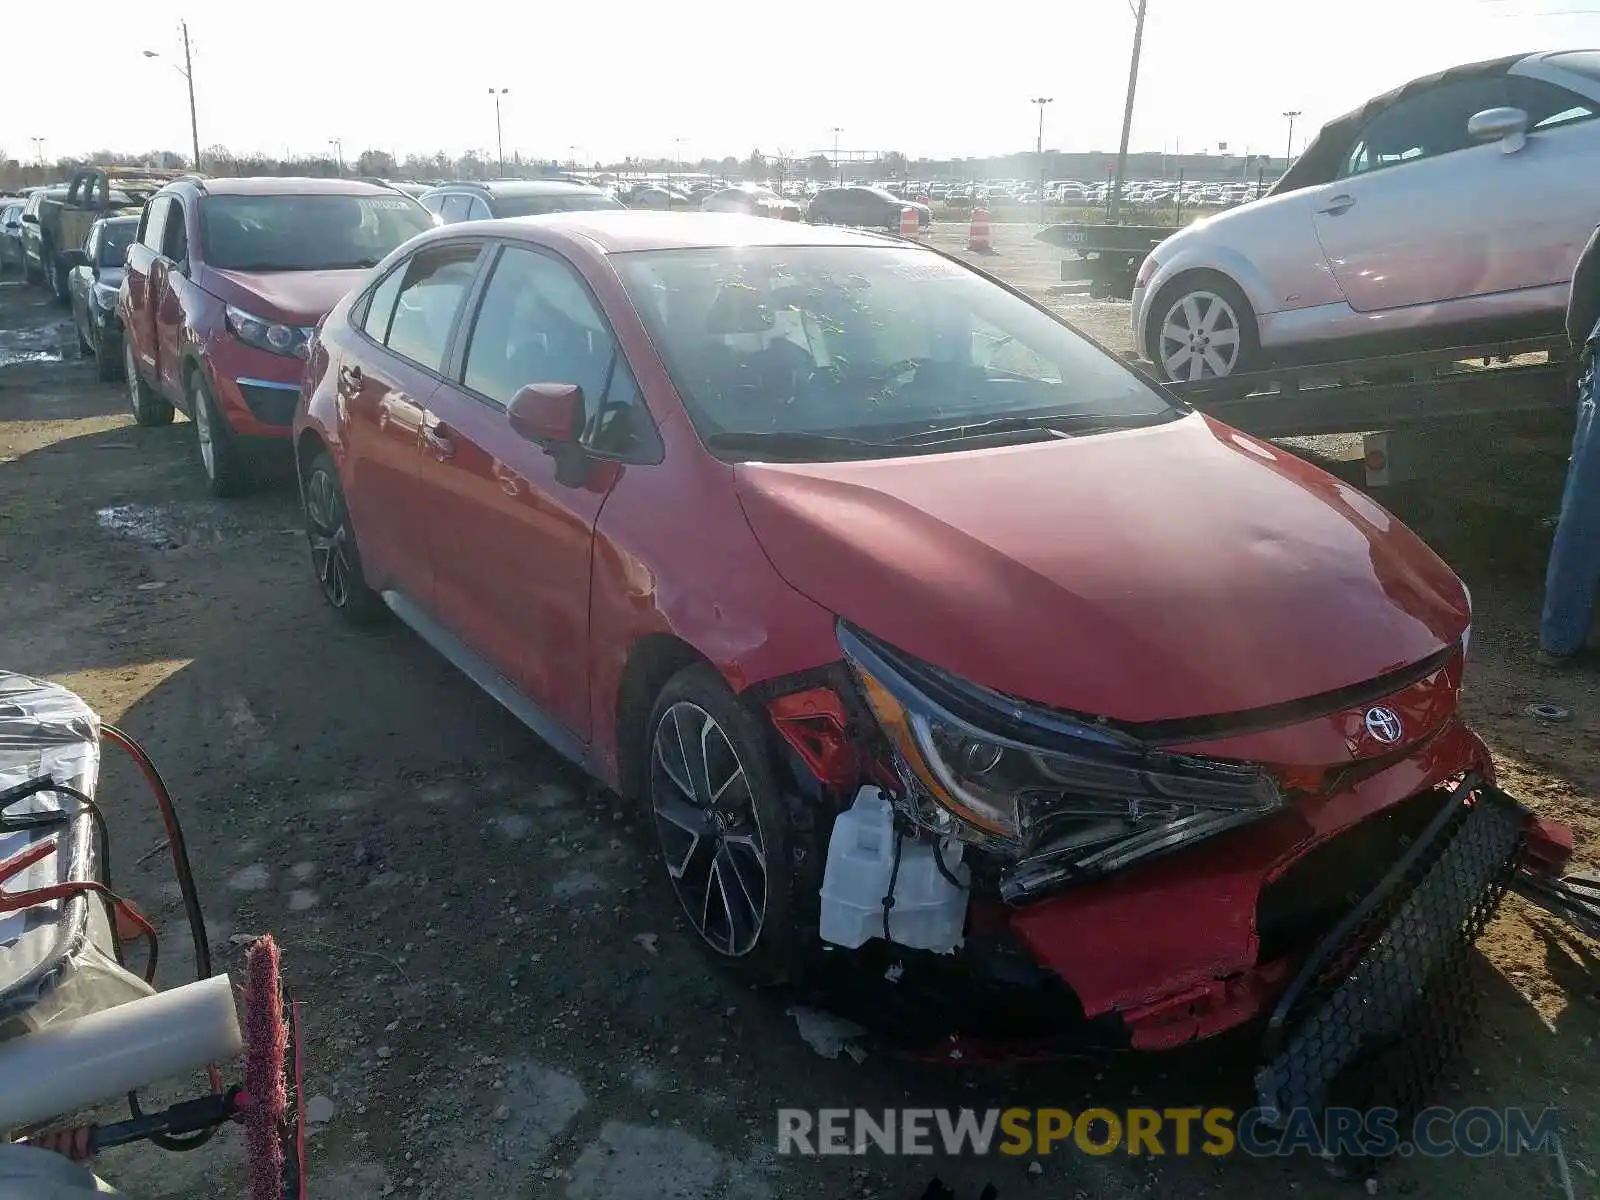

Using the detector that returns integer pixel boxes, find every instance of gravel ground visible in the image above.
[1,239,1597,1200]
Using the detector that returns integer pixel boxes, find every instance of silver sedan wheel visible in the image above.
[190,378,215,479]
[649,701,768,957]
[303,469,353,609]
[1157,290,1242,381]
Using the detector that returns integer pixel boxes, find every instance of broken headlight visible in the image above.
[838,623,1284,899]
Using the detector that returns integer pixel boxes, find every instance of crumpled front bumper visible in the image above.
[1255,776,1527,1126]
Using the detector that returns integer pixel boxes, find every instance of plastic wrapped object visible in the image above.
[0,673,153,1039]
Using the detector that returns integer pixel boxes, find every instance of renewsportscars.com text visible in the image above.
[776,1106,1562,1159]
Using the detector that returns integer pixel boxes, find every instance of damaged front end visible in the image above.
[757,620,1560,1120]
[835,623,1286,903]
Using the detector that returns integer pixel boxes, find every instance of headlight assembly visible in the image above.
[92,282,120,311]
[838,623,1283,901]
[225,304,312,359]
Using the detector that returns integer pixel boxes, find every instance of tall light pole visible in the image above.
[832,126,844,186]
[489,88,509,177]
[1109,0,1148,221]
[1030,97,1053,225]
[142,20,201,172]
[30,137,45,166]
[328,139,343,176]
[1281,111,1302,168]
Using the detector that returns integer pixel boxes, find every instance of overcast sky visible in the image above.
[13,0,1599,165]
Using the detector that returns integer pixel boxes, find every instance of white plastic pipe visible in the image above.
[0,975,241,1131]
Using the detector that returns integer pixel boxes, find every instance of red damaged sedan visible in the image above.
[294,213,1563,1123]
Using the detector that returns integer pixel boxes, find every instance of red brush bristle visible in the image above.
[242,936,287,1200]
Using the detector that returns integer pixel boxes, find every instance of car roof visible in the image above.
[181,177,404,197]
[453,211,900,254]
[98,214,140,226]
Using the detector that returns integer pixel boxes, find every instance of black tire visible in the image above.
[644,664,807,986]
[124,340,174,426]
[1144,269,1260,384]
[300,449,387,626]
[94,330,120,382]
[189,371,252,497]
[44,247,68,306]
[75,317,93,357]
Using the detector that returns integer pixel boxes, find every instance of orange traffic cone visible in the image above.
[898,205,919,238]
[967,206,991,252]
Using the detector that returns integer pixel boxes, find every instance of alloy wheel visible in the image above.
[191,379,215,479]
[649,701,769,957]
[303,469,353,609]
[1157,290,1242,381]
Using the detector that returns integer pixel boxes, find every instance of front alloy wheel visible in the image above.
[1157,290,1243,381]
[650,701,770,958]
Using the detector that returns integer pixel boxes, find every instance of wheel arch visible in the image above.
[613,634,716,801]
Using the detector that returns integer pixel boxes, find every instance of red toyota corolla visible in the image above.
[294,213,1562,1121]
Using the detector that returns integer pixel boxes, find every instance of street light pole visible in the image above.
[328,139,343,176]
[1030,96,1053,225]
[142,20,202,172]
[30,138,45,166]
[832,126,843,186]
[489,88,509,177]
[1281,110,1302,168]
[1109,0,1148,222]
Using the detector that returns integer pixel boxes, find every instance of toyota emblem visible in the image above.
[1364,706,1404,745]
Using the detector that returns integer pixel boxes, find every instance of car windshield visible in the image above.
[494,193,623,218]
[614,244,1178,460]
[198,193,434,271]
[98,224,134,266]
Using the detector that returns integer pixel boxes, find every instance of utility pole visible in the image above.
[142,21,201,172]
[1282,111,1302,169]
[488,88,509,177]
[832,126,844,186]
[1030,96,1053,225]
[1109,0,1148,222]
[181,22,199,172]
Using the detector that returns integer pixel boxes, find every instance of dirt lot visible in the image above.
[2,229,1598,1200]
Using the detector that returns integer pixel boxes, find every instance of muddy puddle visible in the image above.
[95,502,260,550]
[0,325,66,367]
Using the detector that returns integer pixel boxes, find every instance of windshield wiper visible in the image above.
[888,410,1170,446]
[703,430,889,458]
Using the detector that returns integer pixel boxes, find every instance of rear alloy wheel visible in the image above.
[190,373,250,498]
[124,342,174,426]
[1149,274,1259,383]
[301,451,385,625]
[645,666,802,984]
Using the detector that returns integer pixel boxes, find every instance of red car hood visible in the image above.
[204,267,368,325]
[733,414,1469,724]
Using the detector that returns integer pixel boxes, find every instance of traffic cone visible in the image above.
[898,206,919,238]
[967,206,991,252]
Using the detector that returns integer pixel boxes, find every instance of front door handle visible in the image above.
[422,417,456,461]
[1318,194,1355,215]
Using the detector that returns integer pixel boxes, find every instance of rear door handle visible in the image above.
[422,416,456,461]
[1318,194,1355,215]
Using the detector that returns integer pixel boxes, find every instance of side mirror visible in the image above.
[58,249,89,270]
[20,213,37,225]
[508,383,583,445]
[1467,106,1529,153]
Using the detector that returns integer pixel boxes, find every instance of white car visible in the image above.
[1133,49,1600,382]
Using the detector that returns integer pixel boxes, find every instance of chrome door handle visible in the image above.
[1318,194,1355,215]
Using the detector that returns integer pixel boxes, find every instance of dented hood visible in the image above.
[733,413,1469,724]
[202,267,368,326]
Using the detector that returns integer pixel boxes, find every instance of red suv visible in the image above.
[120,178,433,495]
[295,213,1565,1117]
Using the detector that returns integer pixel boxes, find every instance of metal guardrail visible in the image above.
[1164,337,1572,438]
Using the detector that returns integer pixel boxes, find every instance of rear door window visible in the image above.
[466,197,493,221]
[439,195,471,224]
[382,243,482,372]
[161,198,188,262]
[140,196,171,250]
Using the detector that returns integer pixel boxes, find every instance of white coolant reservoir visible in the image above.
[819,787,970,954]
